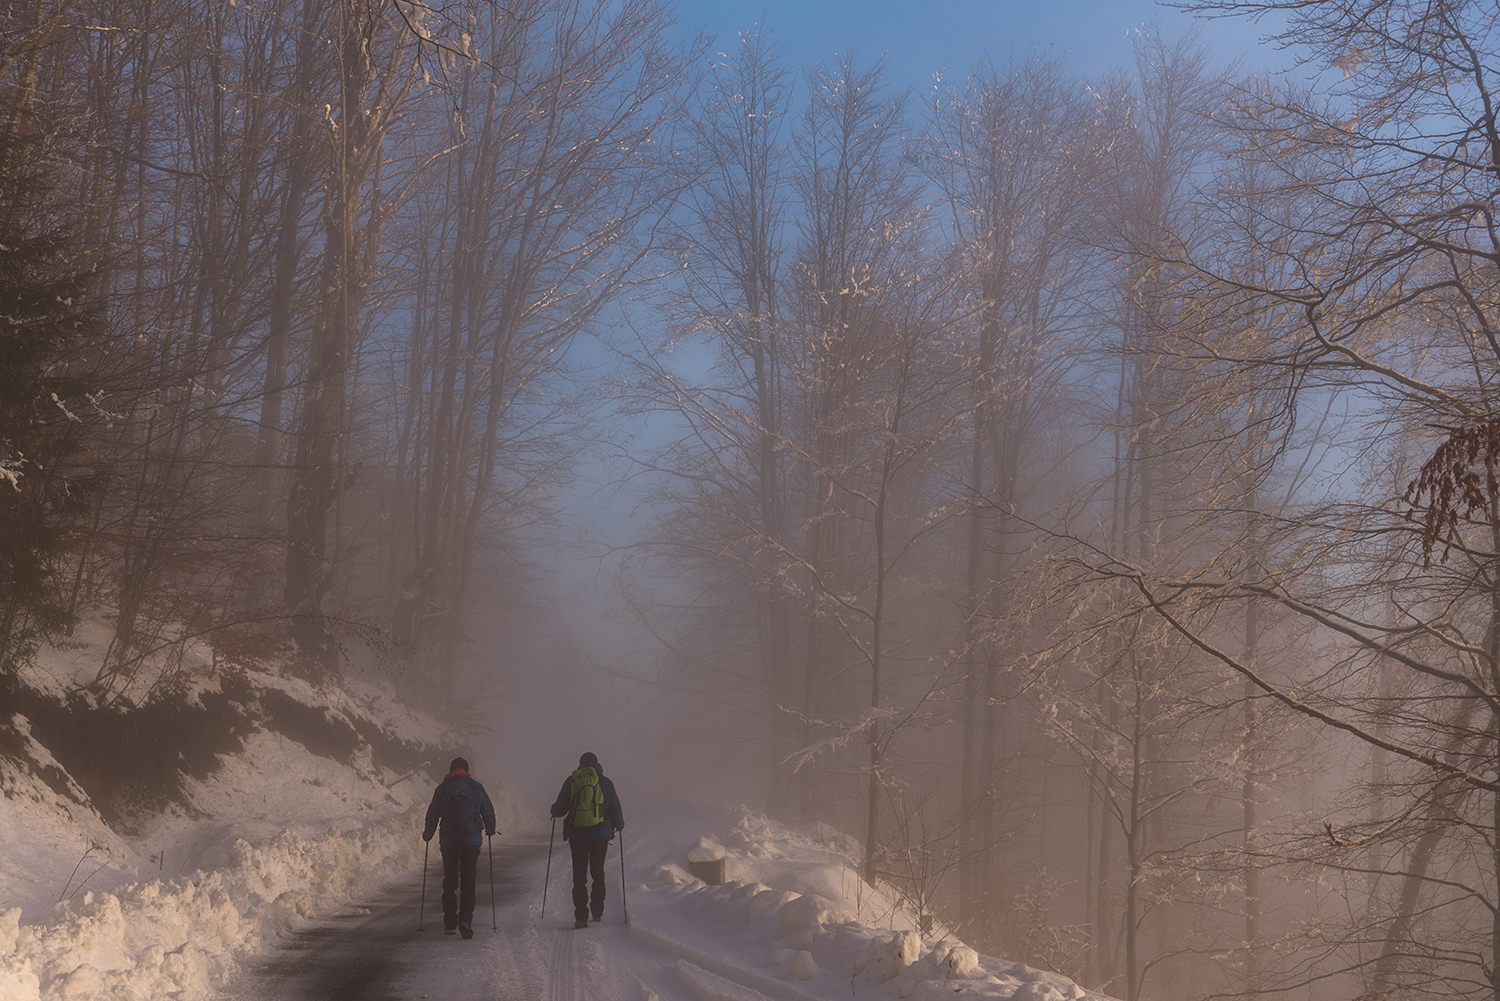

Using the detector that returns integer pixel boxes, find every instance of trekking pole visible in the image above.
[541,817,556,919]
[488,833,498,931]
[418,839,430,933]
[619,829,629,926]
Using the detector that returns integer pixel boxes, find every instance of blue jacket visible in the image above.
[551,762,623,840]
[424,770,497,848]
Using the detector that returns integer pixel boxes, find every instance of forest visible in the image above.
[2,1,1499,1000]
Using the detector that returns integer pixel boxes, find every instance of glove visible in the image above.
[486,829,498,838]
[423,831,433,842]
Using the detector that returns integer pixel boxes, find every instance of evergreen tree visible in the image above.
[0,120,103,686]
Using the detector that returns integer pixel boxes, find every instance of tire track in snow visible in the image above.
[482,899,548,1000]
[550,925,577,1001]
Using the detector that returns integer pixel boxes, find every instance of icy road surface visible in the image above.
[221,835,555,1000]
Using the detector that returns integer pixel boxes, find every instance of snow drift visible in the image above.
[0,615,528,1000]
[637,806,1104,1001]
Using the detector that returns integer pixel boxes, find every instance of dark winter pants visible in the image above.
[569,838,609,922]
[441,844,482,930]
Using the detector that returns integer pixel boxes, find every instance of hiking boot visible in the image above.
[459,923,473,940]
[574,919,588,929]
[444,928,456,936]
[590,914,602,922]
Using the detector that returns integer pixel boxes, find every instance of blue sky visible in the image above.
[669,0,1290,87]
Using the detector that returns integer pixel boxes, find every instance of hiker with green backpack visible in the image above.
[549,751,624,929]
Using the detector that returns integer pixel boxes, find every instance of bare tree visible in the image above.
[1039,4,1500,997]
[619,20,805,816]
[382,0,694,703]
[787,50,922,837]
[918,48,1103,938]
[283,0,422,666]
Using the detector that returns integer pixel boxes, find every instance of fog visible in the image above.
[5,2,1500,1001]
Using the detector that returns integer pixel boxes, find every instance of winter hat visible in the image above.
[450,757,469,772]
[579,752,598,767]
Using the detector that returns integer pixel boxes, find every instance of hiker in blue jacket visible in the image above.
[550,751,624,929]
[423,757,497,938]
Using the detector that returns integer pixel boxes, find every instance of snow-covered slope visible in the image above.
[0,616,533,1000]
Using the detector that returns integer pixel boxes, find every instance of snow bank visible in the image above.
[5,768,533,1001]
[2,805,424,1000]
[649,807,1099,1001]
[0,615,535,1001]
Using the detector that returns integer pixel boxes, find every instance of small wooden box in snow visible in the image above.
[688,858,725,885]
[687,836,726,885]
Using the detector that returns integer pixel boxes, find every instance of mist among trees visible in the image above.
[4,1,1500,999]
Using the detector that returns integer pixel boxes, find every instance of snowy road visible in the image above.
[206,805,1083,1001]
[9,781,1097,1001]
[218,819,704,1001]
[220,833,546,999]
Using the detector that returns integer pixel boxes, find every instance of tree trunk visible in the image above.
[1243,499,1262,993]
[284,0,374,665]
[251,0,322,535]
[959,418,985,930]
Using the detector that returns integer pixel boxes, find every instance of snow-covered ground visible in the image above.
[3,794,1106,1001]
[0,617,488,999]
[0,622,1110,1001]
[603,805,1099,1001]
[211,803,1107,1001]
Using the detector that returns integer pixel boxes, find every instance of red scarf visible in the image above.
[444,767,469,781]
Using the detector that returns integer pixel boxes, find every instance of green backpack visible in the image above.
[570,767,605,827]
